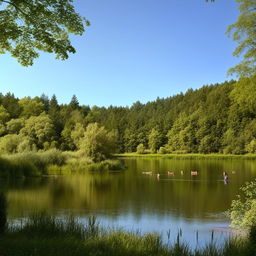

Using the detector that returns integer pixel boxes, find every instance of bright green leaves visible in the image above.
[75,123,117,162]
[230,180,256,229]
[226,0,256,77]
[0,0,89,66]
[148,128,163,153]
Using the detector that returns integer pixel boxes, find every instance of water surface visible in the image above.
[3,157,256,248]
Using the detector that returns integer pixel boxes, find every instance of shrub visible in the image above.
[230,180,256,229]
[157,147,168,154]
[136,143,145,154]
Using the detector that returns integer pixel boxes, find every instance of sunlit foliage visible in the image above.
[0,0,90,66]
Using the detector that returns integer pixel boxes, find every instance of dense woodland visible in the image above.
[0,76,256,156]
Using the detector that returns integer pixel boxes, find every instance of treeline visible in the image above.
[0,76,256,155]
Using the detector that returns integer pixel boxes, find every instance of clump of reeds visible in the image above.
[0,149,67,178]
[86,160,126,172]
[1,213,256,256]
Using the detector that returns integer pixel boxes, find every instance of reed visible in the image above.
[1,214,256,256]
[0,149,66,178]
[0,150,125,178]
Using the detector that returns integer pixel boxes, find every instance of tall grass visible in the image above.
[85,160,126,172]
[1,214,256,256]
[0,149,66,178]
[0,150,126,178]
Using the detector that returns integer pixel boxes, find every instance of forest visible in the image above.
[0,75,256,157]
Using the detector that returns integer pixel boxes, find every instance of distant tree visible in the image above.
[148,128,163,153]
[20,113,56,149]
[230,76,256,116]
[61,110,84,150]
[0,93,21,118]
[78,123,117,162]
[70,123,85,148]
[198,135,213,154]
[6,118,25,134]
[124,128,137,153]
[0,106,10,124]
[19,97,44,118]
[49,94,62,140]
[40,94,50,112]
[167,113,188,151]
[0,0,90,66]
[49,95,59,111]
[69,95,79,110]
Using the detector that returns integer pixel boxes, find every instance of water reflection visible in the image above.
[2,158,256,246]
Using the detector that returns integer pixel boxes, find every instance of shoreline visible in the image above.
[115,153,256,160]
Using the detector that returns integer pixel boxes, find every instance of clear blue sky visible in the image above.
[0,0,239,107]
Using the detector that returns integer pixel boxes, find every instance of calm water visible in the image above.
[2,157,256,248]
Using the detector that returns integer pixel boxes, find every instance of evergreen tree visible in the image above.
[69,95,80,110]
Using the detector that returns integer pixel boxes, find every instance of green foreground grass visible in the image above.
[0,150,125,179]
[0,214,256,256]
[116,153,256,160]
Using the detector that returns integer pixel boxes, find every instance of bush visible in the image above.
[136,143,145,154]
[230,180,256,229]
[157,147,168,154]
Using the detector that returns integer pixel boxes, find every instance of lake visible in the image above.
[2,157,256,248]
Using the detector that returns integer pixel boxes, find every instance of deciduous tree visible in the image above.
[226,0,256,77]
[0,0,90,66]
[78,123,117,162]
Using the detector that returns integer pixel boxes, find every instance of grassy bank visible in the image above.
[0,214,255,256]
[116,153,256,160]
[0,150,125,179]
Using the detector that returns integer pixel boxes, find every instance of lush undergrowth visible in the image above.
[116,153,256,160]
[0,149,66,178]
[0,214,256,256]
[0,150,125,178]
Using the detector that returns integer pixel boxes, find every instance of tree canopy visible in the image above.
[226,0,256,77]
[1,77,256,157]
[0,0,89,66]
